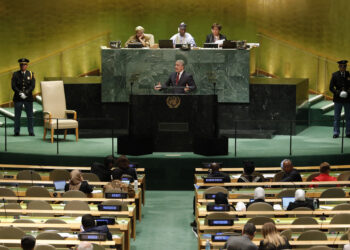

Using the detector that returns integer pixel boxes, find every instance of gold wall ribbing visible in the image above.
[0,0,348,103]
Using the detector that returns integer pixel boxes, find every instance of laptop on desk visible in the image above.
[222,40,237,49]
[159,40,173,48]
[54,180,66,192]
[282,197,295,210]
[203,43,219,49]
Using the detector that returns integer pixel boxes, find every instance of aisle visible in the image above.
[131,191,197,250]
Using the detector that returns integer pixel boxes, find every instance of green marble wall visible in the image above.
[101,48,250,103]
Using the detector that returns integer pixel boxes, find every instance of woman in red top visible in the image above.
[310,162,338,187]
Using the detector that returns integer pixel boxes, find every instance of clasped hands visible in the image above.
[19,92,27,99]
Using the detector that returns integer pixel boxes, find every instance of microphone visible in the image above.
[2,198,7,219]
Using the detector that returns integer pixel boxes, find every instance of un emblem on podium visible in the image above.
[166,96,181,109]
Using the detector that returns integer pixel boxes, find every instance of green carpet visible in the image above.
[1,125,350,189]
[1,125,350,157]
[130,191,197,250]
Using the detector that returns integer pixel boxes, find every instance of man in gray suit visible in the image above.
[224,223,258,250]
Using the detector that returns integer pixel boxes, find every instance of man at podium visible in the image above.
[154,59,196,94]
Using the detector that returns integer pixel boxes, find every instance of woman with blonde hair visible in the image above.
[64,169,93,194]
[259,222,290,250]
[124,26,151,47]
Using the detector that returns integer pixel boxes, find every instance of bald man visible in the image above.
[154,60,196,94]
[280,159,302,182]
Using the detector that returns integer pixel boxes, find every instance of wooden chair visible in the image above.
[82,173,100,182]
[0,188,17,203]
[203,186,228,197]
[247,202,274,217]
[297,230,328,249]
[26,186,51,197]
[273,171,284,181]
[49,169,70,181]
[45,219,69,231]
[13,219,36,230]
[0,227,25,247]
[280,229,292,241]
[330,214,350,232]
[276,189,295,198]
[247,216,275,226]
[27,200,53,216]
[290,207,313,218]
[64,200,90,215]
[34,245,56,250]
[0,203,22,216]
[291,217,318,231]
[62,190,86,198]
[320,188,346,198]
[337,171,350,181]
[16,170,41,180]
[41,81,78,143]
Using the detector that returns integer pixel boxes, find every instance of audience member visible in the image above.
[21,235,36,250]
[259,222,291,250]
[280,159,302,182]
[286,189,314,211]
[91,155,115,182]
[224,223,258,250]
[312,162,337,182]
[65,169,93,194]
[77,242,93,250]
[112,155,137,182]
[207,162,230,182]
[104,179,135,198]
[246,187,266,209]
[238,161,264,183]
[81,214,112,240]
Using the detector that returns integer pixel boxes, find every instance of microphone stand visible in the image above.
[2,198,7,219]
[30,170,34,186]
[16,184,20,203]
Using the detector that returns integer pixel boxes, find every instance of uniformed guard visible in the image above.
[11,58,35,136]
[329,60,350,138]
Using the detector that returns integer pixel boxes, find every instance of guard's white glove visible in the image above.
[340,90,348,98]
[19,92,27,99]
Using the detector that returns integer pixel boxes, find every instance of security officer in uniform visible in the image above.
[330,60,350,138]
[11,58,35,136]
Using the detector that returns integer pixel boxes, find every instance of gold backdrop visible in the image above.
[0,0,349,103]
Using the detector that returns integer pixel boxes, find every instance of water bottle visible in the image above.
[205,239,210,250]
[134,179,138,191]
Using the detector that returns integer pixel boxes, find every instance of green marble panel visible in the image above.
[101,48,250,103]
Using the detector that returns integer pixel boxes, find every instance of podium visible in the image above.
[126,94,219,152]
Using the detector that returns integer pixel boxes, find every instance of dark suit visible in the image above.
[83,225,112,240]
[205,34,226,43]
[112,167,137,182]
[207,171,231,182]
[286,199,314,211]
[161,71,196,94]
[64,181,93,194]
[225,235,258,250]
[329,70,350,135]
[281,169,302,182]
[11,70,35,134]
[91,162,112,182]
